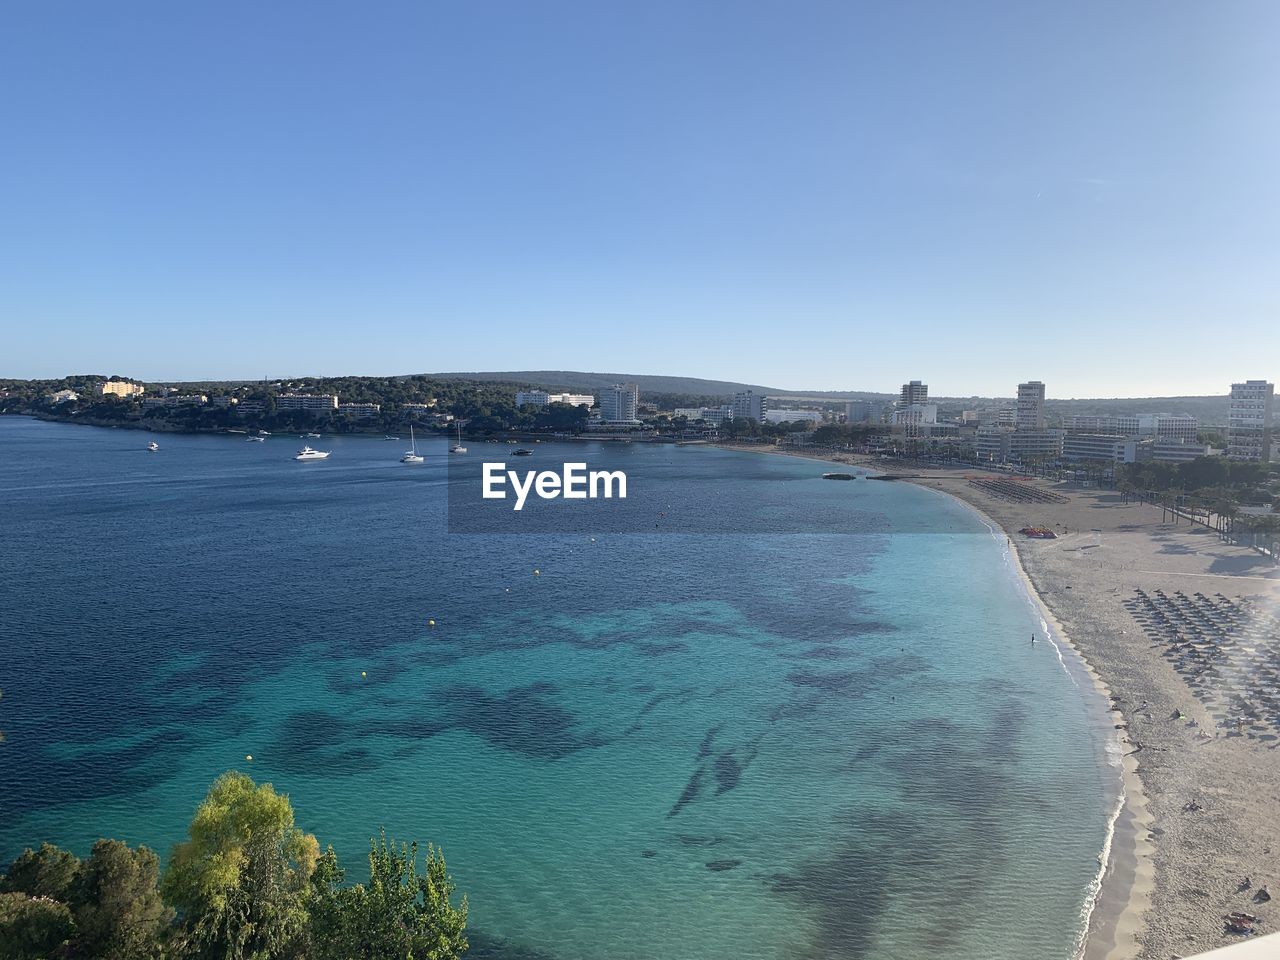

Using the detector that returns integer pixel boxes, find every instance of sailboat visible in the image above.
[401,426,424,463]
[450,421,467,454]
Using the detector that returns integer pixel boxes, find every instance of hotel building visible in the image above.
[1227,380,1274,462]
[515,390,596,408]
[732,390,768,423]
[337,402,381,419]
[597,383,641,424]
[275,393,339,414]
[100,380,144,397]
[1064,414,1199,442]
[1016,381,1047,430]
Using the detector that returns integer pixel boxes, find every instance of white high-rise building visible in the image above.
[1016,381,1047,431]
[1228,380,1274,462]
[732,390,768,423]
[597,383,640,424]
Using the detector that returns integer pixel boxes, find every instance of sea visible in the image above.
[0,416,1120,960]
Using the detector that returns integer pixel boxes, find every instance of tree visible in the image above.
[162,772,319,960]
[71,840,172,960]
[0,892,75,960]
[0,843,81,901]
[309,833,467,960]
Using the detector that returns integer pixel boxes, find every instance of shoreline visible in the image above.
[713,442,1164,960]
[934,487,1154,960]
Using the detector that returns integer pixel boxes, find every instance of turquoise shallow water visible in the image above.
[0,417,1119,959]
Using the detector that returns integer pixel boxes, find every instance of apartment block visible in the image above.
[1227,380,1274,462]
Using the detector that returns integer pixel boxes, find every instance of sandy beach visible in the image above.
[722,444,1280,960]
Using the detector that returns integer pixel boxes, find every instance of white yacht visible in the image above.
[304,432,322,439]
[450,421,467,454]
[245,435,265,442]
[294,446,331,461]
[401,426,424,463]
[147,441,159,452]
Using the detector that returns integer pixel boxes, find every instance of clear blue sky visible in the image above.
[2,1,1276,396]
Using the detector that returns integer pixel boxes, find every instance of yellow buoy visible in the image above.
[245,754,253,761]
[533,569,541,576]
[361,671,367,678]
[428,619,436,627]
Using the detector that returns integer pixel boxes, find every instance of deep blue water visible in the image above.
[0,417,1119,959]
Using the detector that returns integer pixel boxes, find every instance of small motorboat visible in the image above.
[258,430,271,436]
[295,446,331,461]
[513,448,533,456]
[246,435,265,442]
[305,432,321,439]
[383,436,400,441]
[147,441,160,452]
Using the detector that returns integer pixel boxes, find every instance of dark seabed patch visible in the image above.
[667,767,705,818]
[785,671,860,692]
[706,859,742,871]
[467,931,559,960]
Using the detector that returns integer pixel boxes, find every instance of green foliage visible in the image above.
[811,423,884,447]
[309,834,467,960]
[71,840,172,960]
[0,891,75,960]
[162,772,319,960]
[0,843,81,901]
[0,773,471,960]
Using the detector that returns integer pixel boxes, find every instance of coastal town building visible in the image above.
[898,380,928,406]
[1148,441,1216,463]
[765,409,823,424]
[844,400,874,423]
[1016,381,1047,430]
[337,402,381,419]
[100,380,144,397]
[400,401,437,415]
[674,405,733,422]
[234,400,266,415]
[275,393,339,414]
[1062,434,1142,464]
[210,396,238,408]
[890,403,937,431]
[1065,414,1199,442]
[597,383,641,424]
[515,391,595,408]
[1227,379,1274,462]
[732,390,768,423]
[142,394,207,409]
[47,389,79,403]
[975,426,1065,463]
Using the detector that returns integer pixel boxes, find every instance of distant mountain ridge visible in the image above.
[427,370,891,401]
[426,371,1228,419]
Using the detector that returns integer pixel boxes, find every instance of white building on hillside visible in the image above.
[515,391,595,408]
[276,393,339,414]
